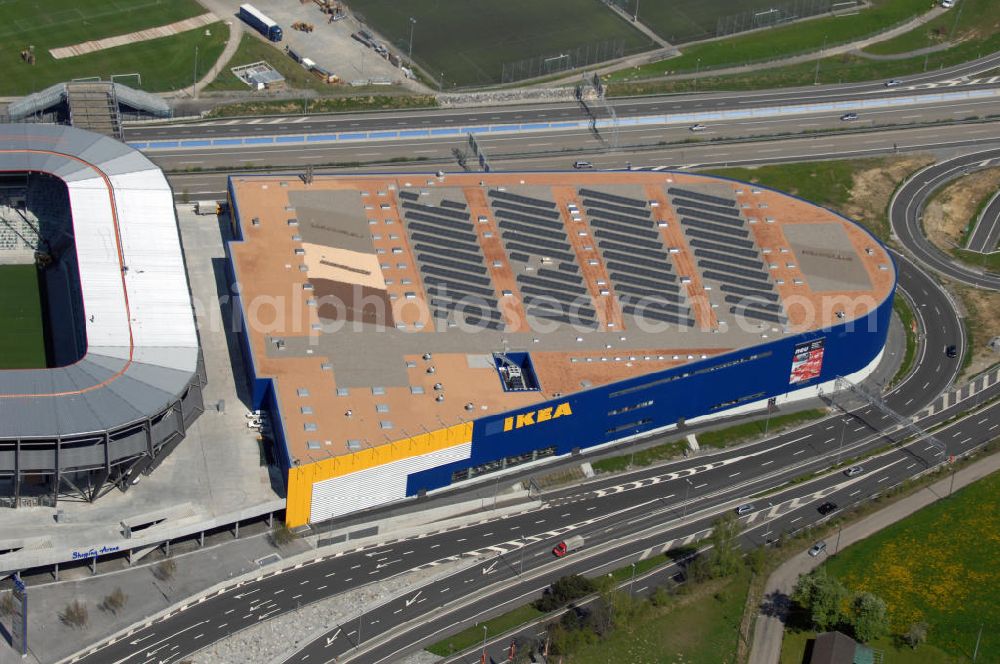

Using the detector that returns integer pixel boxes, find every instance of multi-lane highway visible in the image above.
[125,51,1000,142]
[64,47,1000,664]
[68,249,971,664]
[890,148,1000,290]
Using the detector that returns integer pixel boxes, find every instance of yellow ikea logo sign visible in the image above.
[503,402,572,432]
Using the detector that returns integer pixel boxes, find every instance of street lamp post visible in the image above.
[481,625,488,659]
[192,45,199,99]
[633,0,639,22]
[682,477,694,520]
[408,17,417,67]
[629,561,637,594]
[835,416,847,466]
[763,501,774,545]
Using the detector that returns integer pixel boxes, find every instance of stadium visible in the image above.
[225,171,895,528]
[0,124,204,507]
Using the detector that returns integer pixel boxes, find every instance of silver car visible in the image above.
[844,465,864,477]
[736,503,755,516]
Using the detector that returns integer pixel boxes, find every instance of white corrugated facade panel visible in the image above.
[309,443,473,523]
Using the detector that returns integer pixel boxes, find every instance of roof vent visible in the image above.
[435,394,445,402]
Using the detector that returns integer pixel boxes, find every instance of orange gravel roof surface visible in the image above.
[228,171,894,464]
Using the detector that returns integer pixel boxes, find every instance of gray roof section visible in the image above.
[0,124,199,439]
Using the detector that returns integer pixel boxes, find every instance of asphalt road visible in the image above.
[890,147,1000,290]
[68,250,968,664]
[148,95,1000,174]
[124,51,1000,142]
[966,189,1000,254]
[163,121,1000,202]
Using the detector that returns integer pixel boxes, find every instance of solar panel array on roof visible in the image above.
[676,207,745,227]
[579,186,694,327]
[398,190,419,201]
[669,198,741,218]
[403,204,503,328]
[492,199,562,220]
[578,188,647,208]
[681,218,750,238]
[667,187,735,207]
[488,189,557,209]
[668,187,786,328]
[488,191,595,328]
[440,199,467,211]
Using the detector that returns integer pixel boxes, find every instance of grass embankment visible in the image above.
[426,604,544,656]
[863,0,995,55]
[427,562,751,663]
[607,0,930,82]
[608,0,1000,96]
[892,296,918,384]
[207,33,332,93]
[0,0,225,95]
[204,94,438,119]
[591,409,825,474]
[0,264,47,369]
[782,469,1000,662]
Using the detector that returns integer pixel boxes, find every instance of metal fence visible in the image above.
[716,0,861,38]
[500,39,626,84]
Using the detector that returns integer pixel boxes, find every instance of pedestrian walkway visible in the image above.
[747,448,1000,664]
[50,13,218,59]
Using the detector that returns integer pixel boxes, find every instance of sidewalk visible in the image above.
[747,449,1000,664]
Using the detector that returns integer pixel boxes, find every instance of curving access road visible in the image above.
[967,188,1000,254]
[67,250,968,664]
[890,147,1000,290]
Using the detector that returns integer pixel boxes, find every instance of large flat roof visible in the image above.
[228,171,894,464]
[0,124,199,438]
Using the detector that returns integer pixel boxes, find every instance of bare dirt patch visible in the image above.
[844,155,935,240]
[922,167,1000,252]
[952,285,1000,377]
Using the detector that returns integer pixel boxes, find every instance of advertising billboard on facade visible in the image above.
[789,338,825,384]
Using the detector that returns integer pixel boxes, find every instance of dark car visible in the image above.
[946,344,958,358]
[817,501,838,515]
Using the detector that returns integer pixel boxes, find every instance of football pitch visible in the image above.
[0,0,226,95]
[348,0,656,87]
[0,264,48,369]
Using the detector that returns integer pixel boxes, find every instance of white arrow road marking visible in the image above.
[129,634,154,646]
[405,591,423,607]
[325,629,341,647]
[482,560,499,575]
[110,621,209,664]
[234,588,259,599]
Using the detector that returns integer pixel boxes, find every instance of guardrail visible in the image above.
[130,88,1000,152]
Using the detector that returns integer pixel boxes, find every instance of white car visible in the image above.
[941,0,955,8]
[808,541,827,557]
[689,123,708,132]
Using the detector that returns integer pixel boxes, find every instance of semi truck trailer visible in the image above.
[239,4,283,41]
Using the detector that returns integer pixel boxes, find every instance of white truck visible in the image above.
[552,535,585,557]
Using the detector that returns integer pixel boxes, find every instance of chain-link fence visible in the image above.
[500,39,626,84]
[716,0,861,38]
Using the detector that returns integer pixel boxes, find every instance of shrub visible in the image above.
[100,587,128,615]
[153,558,177,581]
[60,600,88,628]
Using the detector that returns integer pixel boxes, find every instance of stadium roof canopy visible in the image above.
[0,124,199,438]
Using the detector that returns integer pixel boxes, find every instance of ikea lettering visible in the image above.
[503,403,572,432]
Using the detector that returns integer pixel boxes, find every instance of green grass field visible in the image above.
[863,0,994,55]
[347,0,654,88]
[783,470,1000,661]
[0,0,227,95]
[618,0,790,44]
[0,264,47,369]
[608,0,929,82]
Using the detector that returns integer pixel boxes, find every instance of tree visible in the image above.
[534,574,596,611]
[704,512,743,579]
[271,523,297,548]
[850,592,888,643]
[746,546,768,575]
[60,600,89,628]
[100,587,128,615]
[902,621,928,649]
[792,569,847,631]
